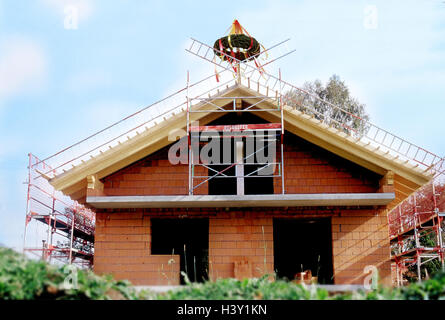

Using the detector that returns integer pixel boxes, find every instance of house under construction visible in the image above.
[24,21,444,286]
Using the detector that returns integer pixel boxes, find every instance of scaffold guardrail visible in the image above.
[24,153,95,267]
[388,159,444,285]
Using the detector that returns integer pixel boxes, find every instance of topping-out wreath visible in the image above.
[213,33,260,61]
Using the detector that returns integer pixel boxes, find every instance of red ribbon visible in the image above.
[218,39,225,58]
[247,37,253,50]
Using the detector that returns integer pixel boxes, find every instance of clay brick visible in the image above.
[220,241,237,249]
[236,241,253,249]
[105,219,144,227]
[99,234,149,242]
[98,241,146,250]
[98,226,148,235]
[108,212,143,220]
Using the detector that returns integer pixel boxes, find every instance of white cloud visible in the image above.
[235,1,445,82]
[42,0,94,22]
[0,37,47,105]
[234,1,445,118]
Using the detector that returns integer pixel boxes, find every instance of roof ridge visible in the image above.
[34,72,442,182]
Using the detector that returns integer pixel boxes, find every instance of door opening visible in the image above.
[273,218,334,284]
[151,218,209,284]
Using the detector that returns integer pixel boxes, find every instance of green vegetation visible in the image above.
[1,247,445,300]
[160,272,445,300]
[159,275,330,300]
[284,75,370,136]
[0,247,141,300]
[403,231,443,283]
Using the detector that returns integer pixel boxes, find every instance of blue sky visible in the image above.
[0,0,444,249]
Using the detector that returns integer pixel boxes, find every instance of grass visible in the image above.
[1,247,445,300]
[0,247,142,300]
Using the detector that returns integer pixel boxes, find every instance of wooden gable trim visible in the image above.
[51,84,430,199]
[235,86,430,187]
[52,86,248,194]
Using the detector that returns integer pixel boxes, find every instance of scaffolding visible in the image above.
[185,68,286,195]
[24,153,95,268]
[388,160,445,286]
[182,21,294,195]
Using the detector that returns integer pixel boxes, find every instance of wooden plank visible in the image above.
[50,86,244,193]
[190,123,281,132]
[380,171,394,186]
[238,86,431,186]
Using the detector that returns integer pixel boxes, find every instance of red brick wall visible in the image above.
[94,211,180,285]
[102,146,208,196]
[102,134,380,197]
[93,207,391,286]
[274,134,380,194]
[209,210,274,280]
[332,208,391,285]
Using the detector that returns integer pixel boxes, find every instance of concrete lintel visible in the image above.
[87,193,395,209]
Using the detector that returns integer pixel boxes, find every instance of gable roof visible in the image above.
[48,83,433,202]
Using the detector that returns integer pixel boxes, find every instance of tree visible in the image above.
[283,75,370,136]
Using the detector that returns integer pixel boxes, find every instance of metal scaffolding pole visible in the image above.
[279,68,285,194]
[23,153,95,268]
[186,71,192,195]
[389,160,445,286]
